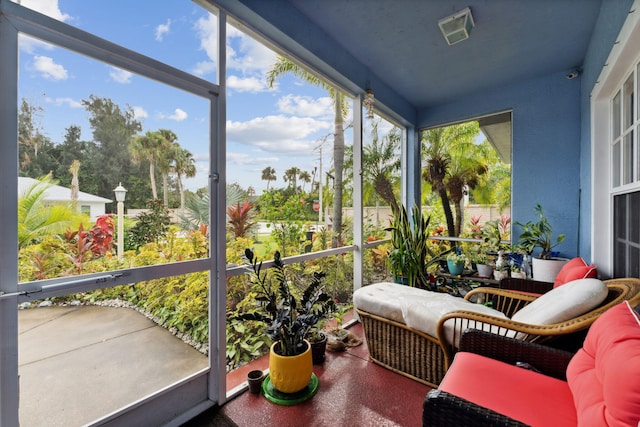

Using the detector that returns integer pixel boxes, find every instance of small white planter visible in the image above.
[493,270,509,281]
[476,264,494,278]
[531,257,569,283]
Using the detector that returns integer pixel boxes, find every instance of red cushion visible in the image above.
[440,352,576,427]
[554,257,597,287]
[566,301,640,427]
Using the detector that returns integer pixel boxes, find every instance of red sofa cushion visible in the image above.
[554,257,597,287]
[439,352,576,427]
[566,301,640,427]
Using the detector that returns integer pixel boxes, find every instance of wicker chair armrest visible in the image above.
[464,287,538,317]
[499,277,553,294]
[458,329,574,380]
[423,389,528,427]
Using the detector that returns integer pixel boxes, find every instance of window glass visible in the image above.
[613,90,621,139]
[18,36,211,284]
[623,132,634,185]
[14,0,218,84]
[624,74,634,130]
[613,140,621,188]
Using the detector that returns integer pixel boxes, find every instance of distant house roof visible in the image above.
[18,177,112,204]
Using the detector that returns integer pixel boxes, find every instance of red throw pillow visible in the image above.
[554,257,597,287]
[566,301,640,426]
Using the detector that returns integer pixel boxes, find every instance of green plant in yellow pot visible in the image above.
[237,249,335,394]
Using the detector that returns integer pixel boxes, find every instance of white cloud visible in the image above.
[193,60,216,76]
[226,27,276,74]
[227,75,268,93]
[277,95,333,117]
[155,19,171,42]
[109,67,133,84]
[194,14,217,67]
[132,106,148,120]
[159,108,188,122]
[193,15,276,84]
[45,97,82,109]
[32,56,68,81]
[15,0,71,22]
[227,115,331,155]
[227,152,279,166]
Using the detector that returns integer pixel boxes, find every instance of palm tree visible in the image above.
[283,166,301,192]
[129,130,164,200]
[422,122,483,237]
[299,170,311,193]
[18,175,82,249]
[157,129,178,207]
[261,166,276,191]
[363,121,401,212]
[68,159,80,207]
[267,56,348,247]
[172,144,197,210]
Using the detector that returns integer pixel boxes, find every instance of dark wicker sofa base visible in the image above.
[356,308,446,387]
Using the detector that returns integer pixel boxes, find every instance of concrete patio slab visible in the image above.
[18,306,208,427]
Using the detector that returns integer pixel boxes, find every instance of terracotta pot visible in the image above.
[269,340,313,393]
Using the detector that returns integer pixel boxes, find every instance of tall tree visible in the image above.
[172,144,197,210]
[69,160,80,207]
[261,166,276,191]
[422,122,482,237]
[363,121,401,212]
[18,98,56,178]
[299,170,311,193]
[283,166,301,192]
[82,95,141,199]
[129,130,164,200]
[267,56,348,247]
[157,129,178,207]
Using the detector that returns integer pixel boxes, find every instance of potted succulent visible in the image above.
[386,204,451,288]
[470,250,493,278]
[516,204,567,282]
[237,249,335,393]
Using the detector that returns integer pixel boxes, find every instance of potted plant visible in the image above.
[238,249,335,393]
[446,251,466,276]
[386,204,451,288]
[307,321,329,364]
[470,250,493,278]
[516,204,567,282]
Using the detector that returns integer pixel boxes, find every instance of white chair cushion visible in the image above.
[512,278,608,325]
[353,282,436,323]
[400,294,508,343]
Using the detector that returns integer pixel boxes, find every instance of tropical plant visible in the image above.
[516,204,566,259]
[130,130,165,200]
[18,175,84,249]
[422,121,487,237]
[386,204,451,287]
[171,144,197,210]
[236,249,335,356]
[227,200,256,238]
[127,199,171,250]
[267,56,348,247]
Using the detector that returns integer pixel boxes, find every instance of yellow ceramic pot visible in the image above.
[269,340,313,393]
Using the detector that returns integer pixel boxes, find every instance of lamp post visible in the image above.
[113,183,127,260]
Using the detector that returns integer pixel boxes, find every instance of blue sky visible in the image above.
[16,0,360,195]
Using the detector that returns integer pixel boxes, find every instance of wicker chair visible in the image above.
[356,278,640,387]
[438,278,639,368]
[423,329,575,427]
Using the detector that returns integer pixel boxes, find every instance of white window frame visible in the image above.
[591,1,640,278]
